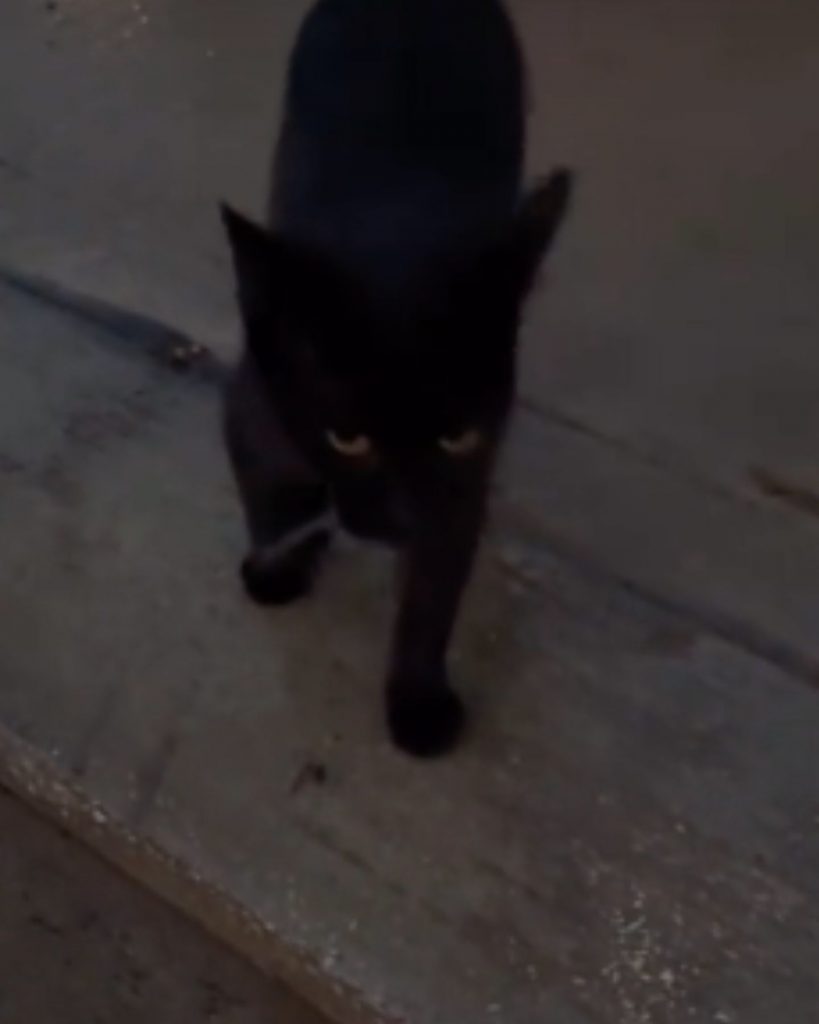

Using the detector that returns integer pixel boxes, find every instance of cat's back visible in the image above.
[273,0,525,265]
[286,0,522,151]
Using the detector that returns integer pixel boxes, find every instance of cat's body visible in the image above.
[223,0,572,756]
[272,0,524,302]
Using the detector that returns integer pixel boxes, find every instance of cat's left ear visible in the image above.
[495,168,575,303]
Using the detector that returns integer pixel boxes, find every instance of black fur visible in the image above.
[222,0,573,757]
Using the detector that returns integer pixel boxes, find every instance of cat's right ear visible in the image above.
[221,204,345,342]
[221,204,277,331]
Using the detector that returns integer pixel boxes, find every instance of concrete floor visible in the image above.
[0,788,326,1023]
[1,2,819,1023]
[3,275,819,1024]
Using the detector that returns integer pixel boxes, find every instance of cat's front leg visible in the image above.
[238,492,332,606]
[386,495,485,757]
[224,358,332,605]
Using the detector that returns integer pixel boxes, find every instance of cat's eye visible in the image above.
[438,428,483,457]
[326,430,373,457]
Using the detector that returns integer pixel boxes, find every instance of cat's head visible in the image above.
[222,170,572,540]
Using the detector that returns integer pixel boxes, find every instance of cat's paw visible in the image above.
[387,683,466,758]
[241,531,330,606]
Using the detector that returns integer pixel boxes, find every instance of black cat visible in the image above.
[222,0,572,757]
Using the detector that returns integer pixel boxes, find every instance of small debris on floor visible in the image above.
[290,762,328,796]
[168,340,207,371]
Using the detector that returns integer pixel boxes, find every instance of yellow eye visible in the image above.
[438,428,483,457]
[326,430,373,457]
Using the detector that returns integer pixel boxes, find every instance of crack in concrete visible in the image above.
[749,466,819,522]
[519,396,752,510]
[496,527,819,695]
